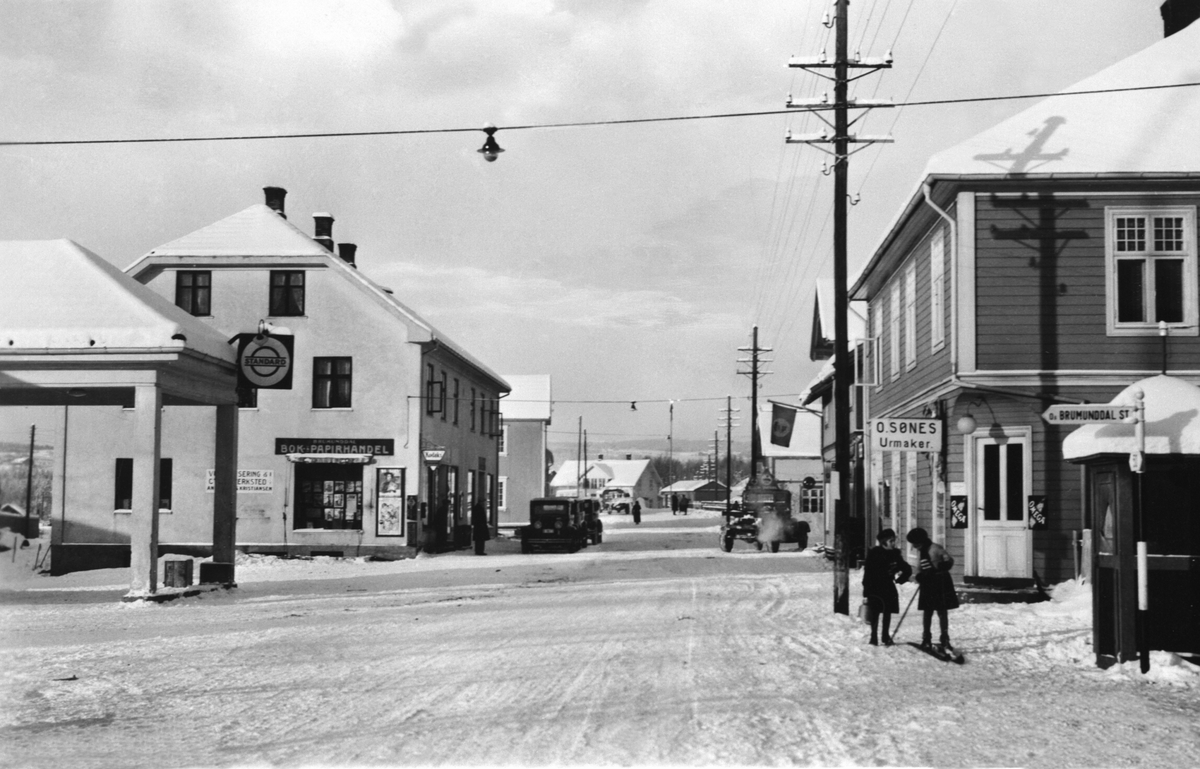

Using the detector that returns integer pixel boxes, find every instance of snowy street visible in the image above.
[2,509,1198,768]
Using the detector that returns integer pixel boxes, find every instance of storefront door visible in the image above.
[974,434,1031,578]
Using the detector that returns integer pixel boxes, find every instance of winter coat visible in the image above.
[915,542,959,611]
[862,545,912,613]
[471,502,490,542]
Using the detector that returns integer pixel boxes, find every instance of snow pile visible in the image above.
[1104,651,1200,686]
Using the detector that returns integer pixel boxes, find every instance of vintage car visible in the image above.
[721,471,797,553]
[520,498,590,553]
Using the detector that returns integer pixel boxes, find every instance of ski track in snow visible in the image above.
[1,514,1198,768]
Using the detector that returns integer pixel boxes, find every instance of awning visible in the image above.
[1063,375,1200,461]
[285,453,374,464]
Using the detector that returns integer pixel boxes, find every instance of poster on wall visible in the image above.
[376,467,406,537]
[949,496,969,529]
[1028,495,1048,530]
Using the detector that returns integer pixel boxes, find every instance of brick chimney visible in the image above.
[337,242,358,268]
[263,186,287,218]
[626,454,632,460]
[1162,0,1200,36]
[313,213,334,252]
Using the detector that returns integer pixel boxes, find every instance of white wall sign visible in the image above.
[206,469,275,493]
[870,418,943,452]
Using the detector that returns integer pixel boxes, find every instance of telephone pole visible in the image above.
[786,0,892,615]
[719,396,740,515]
[737,325,773,485]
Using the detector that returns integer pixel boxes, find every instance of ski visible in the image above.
[906,642,965,664]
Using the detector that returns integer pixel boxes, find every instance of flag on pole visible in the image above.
[770,403,797,446]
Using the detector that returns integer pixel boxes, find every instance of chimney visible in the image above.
[1162,0,1200,36]
[337,243,358,269]
[263,186,287,218]
[626,454,632,460]
[313,213,334,252]
[598,454,604,460]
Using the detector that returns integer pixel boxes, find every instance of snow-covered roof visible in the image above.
[811,280,867,355]
[1063,375,1200,460]
[145,205,333,257]
[0,239,235,363]
[127,203,508,392]
[923,22,1200,179]
[550,458,654,488]
[662,479,726,493]
[499,375,552,422]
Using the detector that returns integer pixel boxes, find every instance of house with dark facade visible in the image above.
[497,374,552,529]
[848,17,1200,586]
[51,187,508,572]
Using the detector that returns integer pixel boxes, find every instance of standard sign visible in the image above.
[870,418,943,452]
[1041,405,1133,424]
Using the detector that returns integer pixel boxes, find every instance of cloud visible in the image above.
[374,260,740,333]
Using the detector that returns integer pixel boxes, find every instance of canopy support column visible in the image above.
[201,403,239,586]
[127,383,162,597]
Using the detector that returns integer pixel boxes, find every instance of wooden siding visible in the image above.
[975,193,1200,371]
[869,223,954,416]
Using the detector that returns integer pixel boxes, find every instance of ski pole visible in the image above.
[892,586,920,639]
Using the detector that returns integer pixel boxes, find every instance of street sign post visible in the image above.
[1041,405,1134,424]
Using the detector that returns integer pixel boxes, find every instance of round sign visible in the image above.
[771,417,792,440]
[240,335,291,387]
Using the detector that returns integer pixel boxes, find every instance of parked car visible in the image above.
[520,498,589,554]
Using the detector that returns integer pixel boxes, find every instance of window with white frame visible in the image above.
[499,424,509,456]
[1106,207,1198,336]
[904,261,917,370]
[498,476,508,511]
[930,231,946,351]
[889,281,901,381]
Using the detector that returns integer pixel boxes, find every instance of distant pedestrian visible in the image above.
[906,527,959,652]
[862,528,911,646]
[471,499,490,555]
[680,495,690,515]
[632,500,642,525]
[671,493,679,515]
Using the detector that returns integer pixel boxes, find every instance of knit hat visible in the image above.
[905,527,929,545]
[877,528,896,544]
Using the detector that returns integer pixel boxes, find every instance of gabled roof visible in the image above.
[924,22,1200,179]
[809,279,867,361]
[126,203,508,392]
[0,239,235,363]
[146,205,333,257]
[662,479,726,493]
[500,375,552,422]
[853,23,1200,299]
[549,458,656,488]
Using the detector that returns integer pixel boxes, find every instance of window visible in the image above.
[452,378,460,425]
[1106,207,1197,336]
[269,271,305,316]
[470,387,477,432]
[801,484,824,515]
[115,458,133,510]
[889,281,901,381]
[904,261,917,370]
[237,387,258,409]
[113,457,172,511]
[294,464,363,530]
[930,231,945,351]
[425,364,443,415]
[175,271,211,316]
[499,424,508,456]
[440,370,448,421]
[498,476,508,511]
[313,357,352,408]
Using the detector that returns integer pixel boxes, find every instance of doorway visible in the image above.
[973,432,1031,578]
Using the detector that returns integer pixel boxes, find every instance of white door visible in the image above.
[974,435,1031,578]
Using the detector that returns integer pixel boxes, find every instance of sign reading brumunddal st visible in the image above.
[870,418,943,452]
[275,438,395,455]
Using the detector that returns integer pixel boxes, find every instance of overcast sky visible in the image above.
[1,0,1165,450]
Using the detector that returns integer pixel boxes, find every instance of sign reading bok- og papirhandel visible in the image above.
[233,333,294,390]
[870,418,943,452]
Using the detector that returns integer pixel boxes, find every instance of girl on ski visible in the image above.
[905,527,960,653]
[862,528,912,646]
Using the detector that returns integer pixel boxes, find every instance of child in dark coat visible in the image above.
[906,527,960,652]
[862,528,912,646]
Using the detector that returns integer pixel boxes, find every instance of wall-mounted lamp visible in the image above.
[477,123,504,163]
[955,413,977,435]
[956,397,1000,435]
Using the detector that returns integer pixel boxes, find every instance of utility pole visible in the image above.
[24,424,35,539]
[786,0,892,614]
[719,396,740,515]
[576,416,583,495]
[713,431,720,485]
[737,325,773,485]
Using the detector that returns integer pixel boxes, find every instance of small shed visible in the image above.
[1063,375,1200,668]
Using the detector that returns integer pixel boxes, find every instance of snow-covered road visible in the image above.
[1,510,1198,768]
